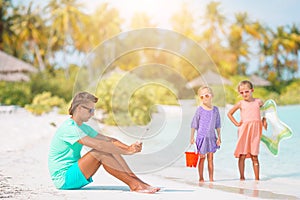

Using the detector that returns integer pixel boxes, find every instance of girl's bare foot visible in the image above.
[199,179,204,182]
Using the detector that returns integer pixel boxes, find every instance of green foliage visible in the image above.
[0,65,79,115]
[252,87,279,102]
[211,86,227,107]
[129,83,178,125]
[225,75,280,105]
[0,82,32,106]
[29,65,79,102]
[96,73,178,126]
[25,92,66,115]
[59,100,72,115]
[278,80,300,105]
[224,85,237,105]
[225,76,247,104]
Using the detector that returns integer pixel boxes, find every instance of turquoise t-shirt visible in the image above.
[48,118,98,188]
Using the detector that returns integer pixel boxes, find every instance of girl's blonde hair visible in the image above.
[68,92,98,115]
[197,86,213,95]
[237,80,253,91]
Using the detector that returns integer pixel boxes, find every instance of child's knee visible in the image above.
[207,156,213,162]
[239,154,246,160]
[251,155,259,165]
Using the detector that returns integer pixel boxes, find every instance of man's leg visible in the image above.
[78,150,159,193]
[111,153,150,185]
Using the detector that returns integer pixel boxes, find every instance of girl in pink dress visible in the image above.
[227,80,267,180]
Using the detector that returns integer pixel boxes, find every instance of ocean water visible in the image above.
[262,104,300,179]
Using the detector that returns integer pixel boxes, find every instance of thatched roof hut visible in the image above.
[186,69,232,89]
[250,74,271,86]
[0,50,37,82]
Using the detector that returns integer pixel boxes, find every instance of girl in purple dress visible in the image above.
[190,86,221,182]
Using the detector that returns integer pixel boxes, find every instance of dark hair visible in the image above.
[68,92,98,115]
[237,80,253,91]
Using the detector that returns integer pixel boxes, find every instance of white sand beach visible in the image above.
[0,107,299,200]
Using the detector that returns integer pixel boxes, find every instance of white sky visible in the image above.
[81,0,300,29]
[22,0,300,30]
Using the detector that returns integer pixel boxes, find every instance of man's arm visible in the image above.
[94,133,142,152]
[78,136,138,155]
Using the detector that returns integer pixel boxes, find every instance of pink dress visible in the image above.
[234,99,263,158]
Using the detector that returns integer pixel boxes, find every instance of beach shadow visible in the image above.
[162,175,299,199]
[212,178,241,182]
[81,185,130,191]
[81,186,195,193]
[196,182,298,200]
[159,188,195,193]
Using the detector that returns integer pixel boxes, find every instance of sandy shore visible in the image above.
[0,109,299,199]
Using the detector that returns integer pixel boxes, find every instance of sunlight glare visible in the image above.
[81,0,184,28]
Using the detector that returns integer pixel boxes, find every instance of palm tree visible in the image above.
[0,0,21,53]
[228,13,250,75]
[0,0,15,51]
[260,26,296,81]
[197,1,233,78]
[83,3,122,49]
[82,3,122,82]
[44,0,87,72]
[200,1,226,49]
[288,24,300,78]
[170,3,195,39]
[0,0,9,50]
[9,2,47,71]
[0,1,47,71]
[228,12,264,75]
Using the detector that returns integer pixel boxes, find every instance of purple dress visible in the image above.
[191,106,221,154]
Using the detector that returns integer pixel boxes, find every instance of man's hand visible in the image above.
[128,142,143,154]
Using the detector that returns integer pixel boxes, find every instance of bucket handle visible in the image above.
[187,143,198,154]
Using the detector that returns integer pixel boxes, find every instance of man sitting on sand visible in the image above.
[48,91,160,193]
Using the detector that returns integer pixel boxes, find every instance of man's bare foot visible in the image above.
[130,182,160,194]
[148,186,160,192]
[131,186,160,194]
[240,176,245,181]
[199,179,204,182]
